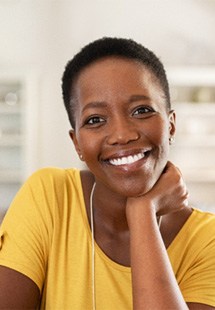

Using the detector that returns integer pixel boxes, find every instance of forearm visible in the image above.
[127,204,188,310]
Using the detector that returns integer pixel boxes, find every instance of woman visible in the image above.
[0,37,215,309]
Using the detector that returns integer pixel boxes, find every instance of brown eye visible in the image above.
[132,106,154,116]
[85,116,106,126]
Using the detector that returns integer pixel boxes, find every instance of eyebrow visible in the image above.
[129,95,150,102]
[82,94,151,113]
[82,101,108,113]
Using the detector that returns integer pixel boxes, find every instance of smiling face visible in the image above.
[70,57,175,197]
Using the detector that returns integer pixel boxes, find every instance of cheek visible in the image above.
[158,128,171,164]
[145,117,169,144]
[146,118,170,161]
[158,124,170,153]
[77,132,101,160]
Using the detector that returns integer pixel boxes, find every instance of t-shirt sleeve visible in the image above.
[0,168,60,292]
[179,216,215,307]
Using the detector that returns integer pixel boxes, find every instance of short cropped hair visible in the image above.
[62,37,170,129]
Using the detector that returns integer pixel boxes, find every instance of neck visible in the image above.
[92,181,129,232]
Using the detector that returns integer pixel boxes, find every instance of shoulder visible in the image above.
[177,210,215,307]
[168,208,215,258]
[24,167,81,191]
[27,167,79,182]
[194,209,215,248]
[1,167,85,236]
[191,208,215,236]
[182,208,215,255]
[8,167,83,214]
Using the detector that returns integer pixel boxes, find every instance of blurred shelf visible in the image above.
[0,135,24,146]
[173,102,215,114]
[0,169,22,183]
[168,67,215,86]
[173,136,215,147]
[168,68,215,212]
[0,71,39,214]
[183,169,215,183]
[0,103,22,114]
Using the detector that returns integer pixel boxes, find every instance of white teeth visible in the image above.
[109,152,145,166]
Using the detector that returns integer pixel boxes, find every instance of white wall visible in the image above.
[0,0,215,172]
[0,1,81,170]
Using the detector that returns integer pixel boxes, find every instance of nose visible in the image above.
[106,117,140,145]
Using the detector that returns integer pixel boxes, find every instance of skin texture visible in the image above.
[71,57,214,309]
[0,265,40,309]
[0,57,214,309]
[71,57,175,197]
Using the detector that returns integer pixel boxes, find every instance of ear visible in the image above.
[69,129,84,161]
[168,109,176,137]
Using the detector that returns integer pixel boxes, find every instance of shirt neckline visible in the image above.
[76,169,198,271]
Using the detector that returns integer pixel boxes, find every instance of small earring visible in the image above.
[169,136,175,144]
[79,154,83,160]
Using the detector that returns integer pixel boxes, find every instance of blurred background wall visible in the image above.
[0,0,215,221]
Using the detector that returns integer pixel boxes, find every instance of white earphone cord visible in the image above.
[89,182,162,310]
[90,182,96,310]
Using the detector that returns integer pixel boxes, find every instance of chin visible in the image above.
[125,184,154,198]
[112,176,156,198]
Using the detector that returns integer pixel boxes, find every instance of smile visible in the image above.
[108,152,146,166]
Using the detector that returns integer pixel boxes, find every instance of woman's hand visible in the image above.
[126,162,190,310]
[126,161,189,218]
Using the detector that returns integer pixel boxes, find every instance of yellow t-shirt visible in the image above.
[0,168,215,309]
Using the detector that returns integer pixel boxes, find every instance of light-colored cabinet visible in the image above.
[168,67,215,212]
[0,72,39,223]
[0,78,25,221]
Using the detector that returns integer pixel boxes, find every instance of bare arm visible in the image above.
[127,201,188,309]
[126,162,215,310]
[0,266,40,309]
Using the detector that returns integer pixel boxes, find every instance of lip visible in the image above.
[102,148,151,161]
[102,148,151,171]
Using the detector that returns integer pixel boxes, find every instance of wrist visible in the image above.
[126,196,157,228]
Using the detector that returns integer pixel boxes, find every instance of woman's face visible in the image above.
[70,57,175,197]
